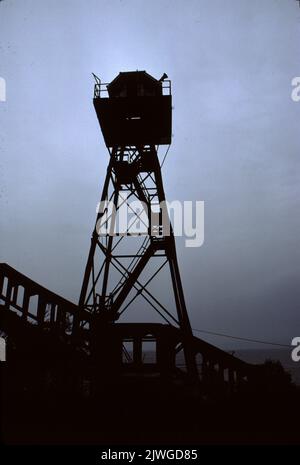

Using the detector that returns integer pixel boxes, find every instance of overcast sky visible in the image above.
[0,0,299,354]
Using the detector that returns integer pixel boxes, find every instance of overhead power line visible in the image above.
[160,144,171,168]
[192,327,291,348]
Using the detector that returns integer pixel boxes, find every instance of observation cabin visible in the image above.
[93,71,172,147]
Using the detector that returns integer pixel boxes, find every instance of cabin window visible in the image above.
[137,83,157,97]
[112,85,127,97]
[0,337,6,361]
[119,85,127,97]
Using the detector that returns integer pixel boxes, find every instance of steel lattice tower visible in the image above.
[78,71,198,379]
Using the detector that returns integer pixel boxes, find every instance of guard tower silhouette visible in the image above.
[78,71,198,380]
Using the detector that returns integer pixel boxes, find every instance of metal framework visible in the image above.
[78,143,198,379]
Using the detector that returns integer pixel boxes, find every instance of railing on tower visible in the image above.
[94,80,172,99]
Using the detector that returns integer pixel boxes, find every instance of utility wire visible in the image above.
[192,328,291,348]
[157,132,289,349]
[160,144,171,168]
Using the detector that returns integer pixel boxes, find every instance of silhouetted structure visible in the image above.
[0,71,256,391]
[78,71,200,380]
[3,71,289,445]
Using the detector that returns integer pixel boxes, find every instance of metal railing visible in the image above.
[0,263,90,338]
[94,82,109,98]
[94,80,171,99]
[161,79,171,95]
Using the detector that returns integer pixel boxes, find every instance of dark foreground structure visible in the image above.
[1,71,299,445]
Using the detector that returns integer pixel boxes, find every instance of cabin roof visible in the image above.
[107,70,161,89]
